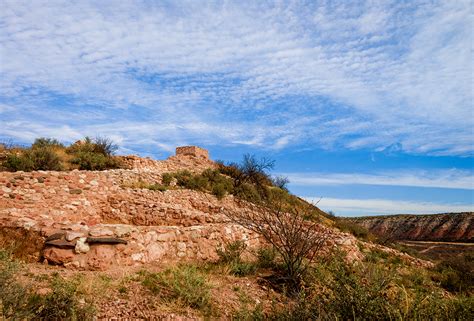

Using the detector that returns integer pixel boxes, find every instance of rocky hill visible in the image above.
[1,146,383,271]
[2,146,448,319]
[350,212,474,242]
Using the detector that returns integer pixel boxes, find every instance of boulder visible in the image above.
[43,248,74,265]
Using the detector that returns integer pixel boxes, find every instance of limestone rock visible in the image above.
[75,237,90,254]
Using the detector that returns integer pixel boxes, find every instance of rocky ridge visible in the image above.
[350,212,474,242]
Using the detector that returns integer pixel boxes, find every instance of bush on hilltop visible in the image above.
[0,136,122,172]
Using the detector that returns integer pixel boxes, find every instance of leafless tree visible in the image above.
[225,201,330,284]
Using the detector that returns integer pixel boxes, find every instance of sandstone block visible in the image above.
[43,248,74,265]
[89,227,114,237]
[89,246,116,270]
[147,243,165,261]
[114,225,133,237]
[66,231,85,241]
[156,232,176,242]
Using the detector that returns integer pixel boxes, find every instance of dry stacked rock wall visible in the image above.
[0,169,262,270]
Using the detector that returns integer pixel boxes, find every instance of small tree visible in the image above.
[224,202,329,287]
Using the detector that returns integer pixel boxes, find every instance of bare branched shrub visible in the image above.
[218,154,274,189]
[272,175,289,191]
[224,202,329,285]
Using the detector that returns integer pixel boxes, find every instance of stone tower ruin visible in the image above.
[175,146,209,159]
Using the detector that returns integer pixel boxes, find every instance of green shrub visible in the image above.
[216,161,243,180]
[164,169,233,199]
[186,175,209,190]
[334,218,374,241]
[230,261,257,276]
[278,253,474,321]
[0,250,95,320]
[147,183,167,192]
[257,247,276,268]
[434,254,473,293]
[161,173,173,186]
[35,275,95,320]
[234,183,262,203]
[212,183,227,199]
[3,153,34,171]
[173,170,193,186]
[0,250,36,319]
[66,136,121,170]
[233,289,265,321]
[27,147,63,171]
[267,291,319,320]
[1,136,121,172]
[3,147,62,171]
[141,265,211,311]
[217,240,247,264]
[71,152,107,170]
[70,151,120,170]
[216,240,257,276]
[31,137,64,149]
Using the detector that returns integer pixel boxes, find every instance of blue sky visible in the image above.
[0,0,472,216]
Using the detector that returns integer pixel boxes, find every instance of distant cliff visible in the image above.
[350,213,474,242]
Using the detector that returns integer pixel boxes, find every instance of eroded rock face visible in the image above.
[350,213,474,242]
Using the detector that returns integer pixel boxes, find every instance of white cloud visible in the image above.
[286,169,474,190]
[307,197,474,216]
[0,0,472,155]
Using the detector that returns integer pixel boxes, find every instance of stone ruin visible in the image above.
[175,146,209,159]
[0,145,431,271]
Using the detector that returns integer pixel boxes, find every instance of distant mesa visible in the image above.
[175,146,209,159]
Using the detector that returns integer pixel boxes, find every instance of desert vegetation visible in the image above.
[1,147,472,319]
[0,136,122,171]
[1,244,472,320]
[0,250,95,319]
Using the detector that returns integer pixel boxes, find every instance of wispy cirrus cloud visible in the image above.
[0,0,471,155]
[286,169,474,190]
[307,197,474,216]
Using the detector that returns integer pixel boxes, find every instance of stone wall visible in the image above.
[0,166,372,270]
[0,151,430,270]
[175,146,209,159]
[0,168,262,269]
